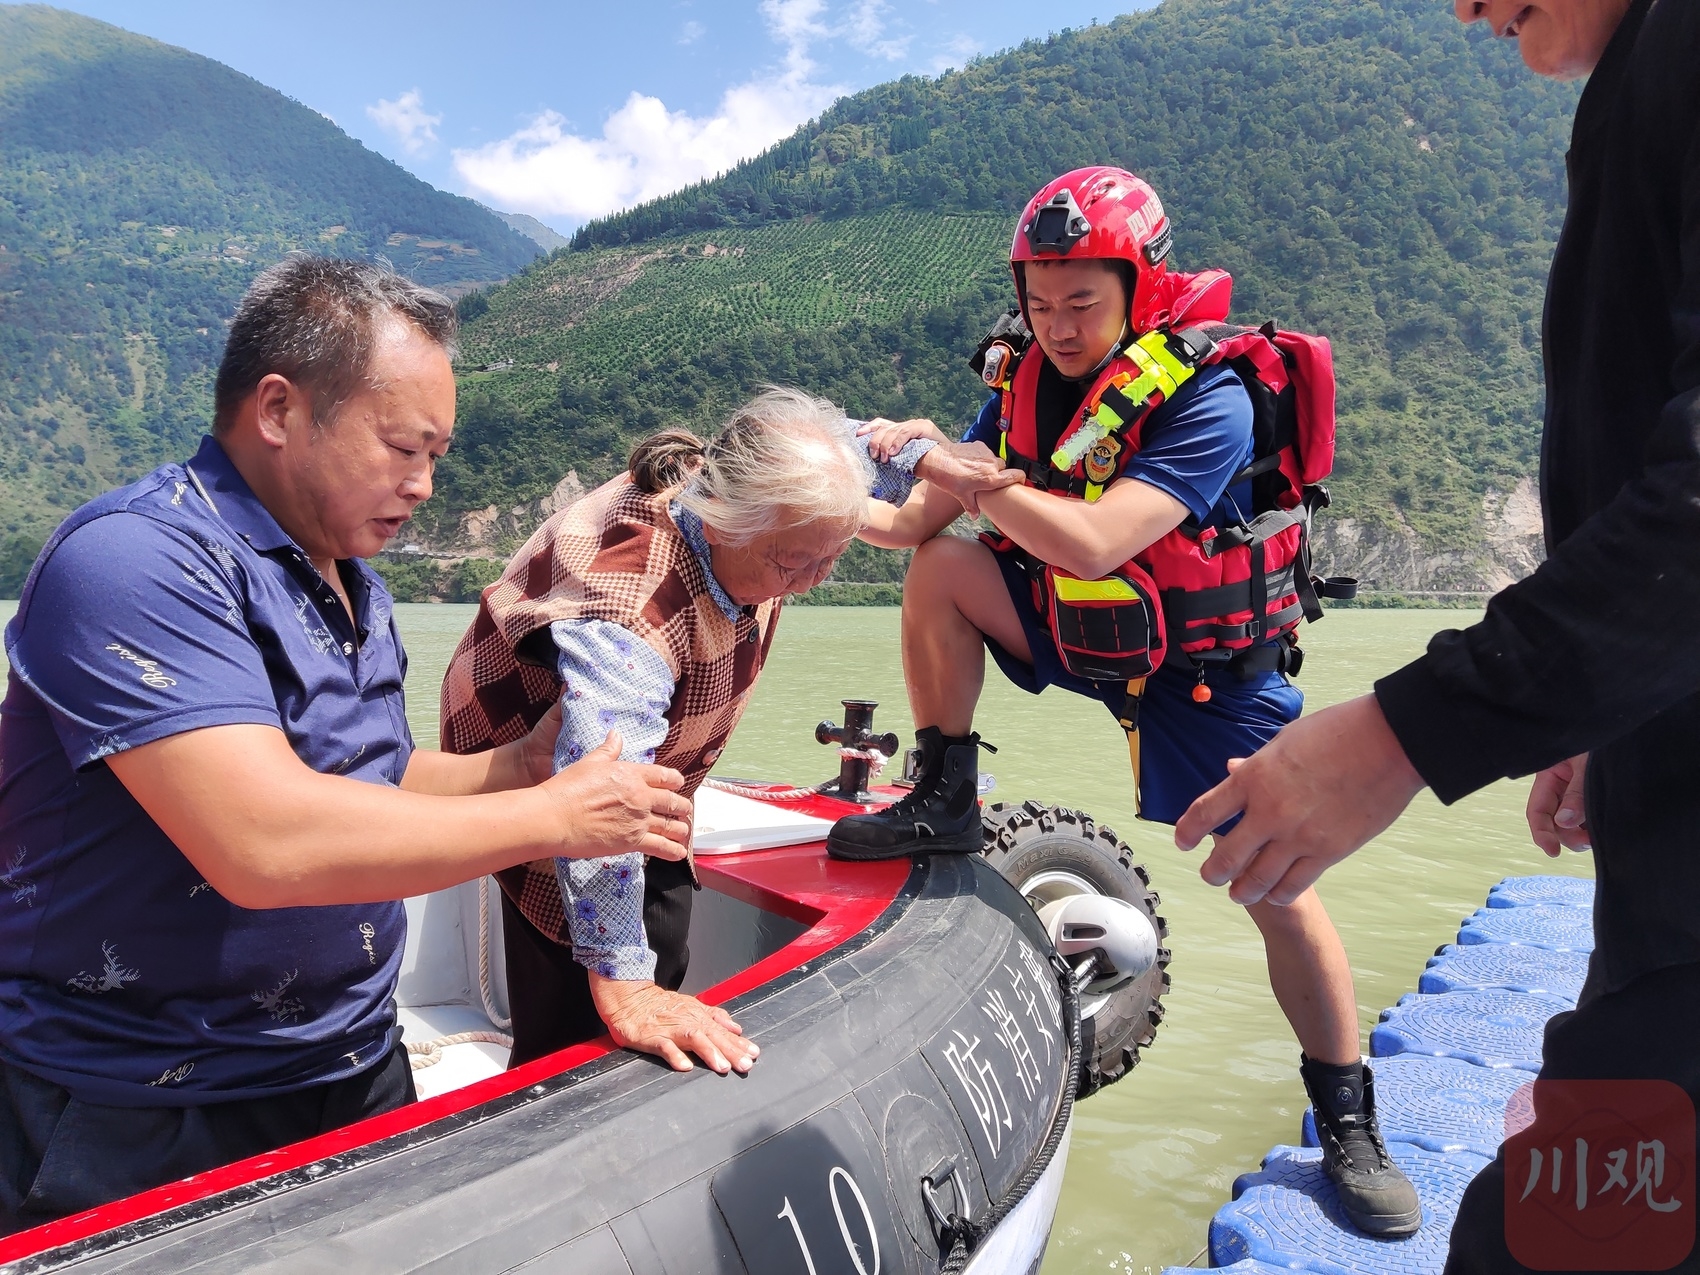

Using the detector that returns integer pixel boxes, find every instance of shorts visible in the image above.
[985,545,1303,826]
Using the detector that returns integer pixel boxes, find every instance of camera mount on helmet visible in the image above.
[1025,187,1091,256]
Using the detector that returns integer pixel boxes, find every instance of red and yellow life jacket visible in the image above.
[976,269,1349,689]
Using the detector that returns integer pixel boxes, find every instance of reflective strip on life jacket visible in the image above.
[1052,575,1147,603]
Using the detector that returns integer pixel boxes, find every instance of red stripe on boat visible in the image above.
[0,812,905,1264]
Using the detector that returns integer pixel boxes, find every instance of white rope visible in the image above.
[476,876,512,1031]
[407,1031,514,1071]
[404,877,517,1072]
[703,747,891,801]
[703,776,835,800]
[839,746,890,778]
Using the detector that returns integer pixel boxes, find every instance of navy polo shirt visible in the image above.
[0,435,410,1106]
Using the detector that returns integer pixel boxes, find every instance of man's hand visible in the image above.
[541,732,693,862]
[588,973,760,1074]
[1528,753,1590,857]
[858,416,948,461]
[515,698,564,786]
[1174,695,1426,906]
[914,441,1023,516]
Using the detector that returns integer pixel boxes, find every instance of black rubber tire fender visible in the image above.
[980,800,1170,1098]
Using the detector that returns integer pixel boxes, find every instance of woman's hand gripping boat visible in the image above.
[0,704,1169,1275]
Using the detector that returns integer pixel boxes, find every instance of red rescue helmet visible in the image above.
[1010,166,1174,333]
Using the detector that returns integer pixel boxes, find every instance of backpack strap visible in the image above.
[1115,676,1149,817]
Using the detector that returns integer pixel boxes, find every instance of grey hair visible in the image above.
[213,254,458,431]
[663,387,873,546]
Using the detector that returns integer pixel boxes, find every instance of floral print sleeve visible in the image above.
[549,618,676,982]
[839,420,937,507]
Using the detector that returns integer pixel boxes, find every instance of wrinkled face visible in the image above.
[270,323,456,561]
[1453,0,1631,78]
[704,513,861,607]
[1024,258,1129,380]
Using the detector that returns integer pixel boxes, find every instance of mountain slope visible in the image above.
[440,0,1576,592]
[491,211,572,254]
[0,3,541,591]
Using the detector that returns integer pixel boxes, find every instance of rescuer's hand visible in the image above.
[542,733,693,862]
[1527,752,1590,857]
[1174,695,1426,905]
[588,973,760,1075]
[915,441,1023,515]
[515,697,565,786]
[858,416,948,460]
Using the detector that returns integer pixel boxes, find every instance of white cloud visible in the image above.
[451,1,859,224]
[678,19,706,43]
[844,0,910,60]
[929,33,979,73]
[366,89,441,156]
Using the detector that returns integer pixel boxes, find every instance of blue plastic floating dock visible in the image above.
[1456,903,1595,952]
[1485,874,1594,909]
[1208,1143,1491,1273]
[1301,1055,1529,1158]
[1162,874,1592,1275]
[1418,942,1588,1000]
[1370,988,1572,1071]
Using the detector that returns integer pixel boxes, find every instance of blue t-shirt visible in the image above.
[0,435,410,1106]
[965,361,1255,527]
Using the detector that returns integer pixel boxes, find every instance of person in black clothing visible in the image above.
[1174,0,1698,1269]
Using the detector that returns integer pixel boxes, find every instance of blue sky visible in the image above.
[46,1,1155,233]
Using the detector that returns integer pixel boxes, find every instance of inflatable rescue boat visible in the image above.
[0,703,1169,1274]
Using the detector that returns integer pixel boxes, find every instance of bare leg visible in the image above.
[1256,891,1421,1234]
[901,536,1031,734]
[908,542,1353,1062]
[1247,888,1361,1065]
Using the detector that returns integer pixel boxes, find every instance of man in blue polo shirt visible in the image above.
[0,256,695,1232]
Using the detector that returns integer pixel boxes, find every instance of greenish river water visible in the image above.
[0,600,1589,1271]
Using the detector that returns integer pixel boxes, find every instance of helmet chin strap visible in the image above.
[1065,321,1132,383]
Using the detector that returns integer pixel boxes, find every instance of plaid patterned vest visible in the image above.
[440,475,779,944]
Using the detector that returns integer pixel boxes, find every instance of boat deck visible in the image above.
[1162,873,1594,1275]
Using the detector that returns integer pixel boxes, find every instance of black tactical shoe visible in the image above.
[826,727,989,861]
[1301,1055,1423,1238]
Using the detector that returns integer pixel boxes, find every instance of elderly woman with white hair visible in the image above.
[440,387,1015,1074]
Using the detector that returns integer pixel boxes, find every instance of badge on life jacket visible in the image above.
[1084,435,1122,485]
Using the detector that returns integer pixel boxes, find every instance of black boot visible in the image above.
[1300,1055,1423,1237]
[826,727,987,861]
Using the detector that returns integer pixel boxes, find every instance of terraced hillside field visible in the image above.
[457,211,1011,414]
[434,0,1579,594]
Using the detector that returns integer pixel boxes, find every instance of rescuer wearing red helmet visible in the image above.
[833,165,1421,1236]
